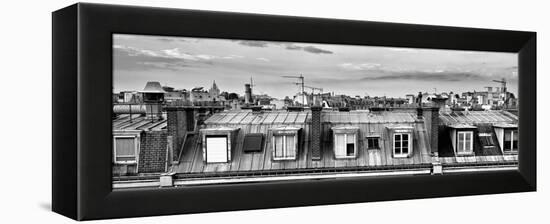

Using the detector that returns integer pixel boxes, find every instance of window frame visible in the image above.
[456,131,474,155]
[393,133,412,158]
[205,135,229,163]
[272,133,297,160]
[243,133,264,153]
[478,132,495,148]
[113,135,140,165]
[333,132,357,159]
[366,136,380,150]
[503,129,519,153]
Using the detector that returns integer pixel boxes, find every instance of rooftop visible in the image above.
[140,81,165,93]
[112,114,167,131]
[204,110,418,126]
[439,110,517,125]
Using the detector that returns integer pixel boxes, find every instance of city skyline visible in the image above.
[113,34,518,99]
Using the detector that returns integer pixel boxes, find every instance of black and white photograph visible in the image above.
[2,0,546,223]
[112,34,519,188]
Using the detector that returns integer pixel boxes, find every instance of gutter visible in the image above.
[113,167,432,189]
[112,163,519,189]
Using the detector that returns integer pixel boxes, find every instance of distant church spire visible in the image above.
[210,80,220,96]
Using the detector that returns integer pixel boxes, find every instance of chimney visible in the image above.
[311,106,322,160]
[416,92,424,119]
[422,107,440,156]
[166,107,195,164]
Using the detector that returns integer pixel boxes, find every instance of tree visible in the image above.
[227,92,239,100]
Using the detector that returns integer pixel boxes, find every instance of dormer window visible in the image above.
[200,127,239,163]
[113,136,139,164]
[273,134,296,160]
[393,133,411,158]
[456,131,474,155]
[271,126,301,161]
[448,124,476,156]
[493,124,518,154]
[503,129,518,153]
[387,126,414,158]
[112,130,141,165]
[332,127,359,159]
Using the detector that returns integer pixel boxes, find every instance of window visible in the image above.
[479,133,495,147]
[367,137,380,149]
[393,133,410,157]
[114,137,138,163]
[243,133,263,153]
[273,134,296,160]
[334,133,356,158]
[457,131,474,154]
[206,136,228,163]
[503,129,518,153]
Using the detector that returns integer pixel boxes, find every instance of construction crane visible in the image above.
[492,78,507,107]
[282,74,305,105]
[249,77,256,88]
[304,85,323,94]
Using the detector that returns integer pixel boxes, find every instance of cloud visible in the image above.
[256,57,270,62]
[237,40,270,47]
[161,48,205,61]
[284,44,333,54]
[236,40,333,54]
[113,45,220,71]
[302,46,333,54]
[339,62,382,71]
[154,37,187,43]
[387,47,418,52]
[360,70,487,82]
[137,62,190,71]
[285,44,303,50]
[222,54,245,59]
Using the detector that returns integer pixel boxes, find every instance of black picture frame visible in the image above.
[52,3,536,221]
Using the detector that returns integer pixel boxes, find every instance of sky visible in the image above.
[113,34,518,99]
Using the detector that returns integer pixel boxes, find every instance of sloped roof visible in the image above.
[204,110,417,126]
[448,124,477,129]
[112,114,167,131]
[205,111,310,125]
[322,111,416,124]
[439,110,517,125]
[173,120,432,175]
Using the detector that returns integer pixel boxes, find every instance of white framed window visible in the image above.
[113,136,139,164]
[334,133,356,158]
[205,136,229,163]
[273,134,296,160]
[456,131,474,155]
[503,129,518,153]
[393,133,411,158]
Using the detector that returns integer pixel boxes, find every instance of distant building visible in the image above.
[189,81,226,103]
[118,91,141,103]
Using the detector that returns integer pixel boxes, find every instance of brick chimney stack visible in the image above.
[423,107,440,156]
[166,107,195,164]
[311,106,322,160]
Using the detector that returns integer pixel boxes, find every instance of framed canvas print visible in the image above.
[52,3,536,221]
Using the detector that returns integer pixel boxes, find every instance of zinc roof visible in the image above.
[439,110,517,125]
